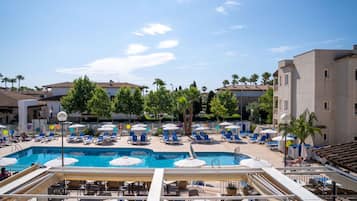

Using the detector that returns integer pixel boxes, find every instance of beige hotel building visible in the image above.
[273,45,357,146]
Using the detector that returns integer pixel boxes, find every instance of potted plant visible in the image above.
[226,183,237,195]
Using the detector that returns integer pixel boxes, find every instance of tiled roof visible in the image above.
[314,141,357,173]
[216,85,271,91]
[0,90,37,107]
[43,82,142,89]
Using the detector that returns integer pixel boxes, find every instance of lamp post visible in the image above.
[57,111,68,167]
[280,113,290,172]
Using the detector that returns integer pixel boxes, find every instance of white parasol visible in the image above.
[109,156,142,166]
[44,157,78,167]
[69,124,86,129]
[225,125,241,129]
[219,122,233,126]
[174,158,206,168]
[272,135,295,141]
[102,124,117,128]
[240,158,272,168]
[260,129,278,134]
[163,126,180,131]
[0,125,7,129]
[131,127,147,131]
[132,123,147,128]
[194,126,210,131]
[98,127,114,131]
[163,123,177,128]
[0,157,17,166]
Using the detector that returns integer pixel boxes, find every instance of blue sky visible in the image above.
[0,0,357,90]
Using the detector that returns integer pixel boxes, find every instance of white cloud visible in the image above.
[225,51,248,57]
[216,6,226,14]
[269,46,295,53]
[230,25,245,30]
[56,52,175,81]
[132,32,144,37]
[158,40,179,49]
[126,44,149,55]
[134,23,172,36]
[216,0,240,14]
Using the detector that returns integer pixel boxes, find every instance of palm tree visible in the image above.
[201,86,207,92]
[239,76,248,85]
[9,78,16,89]
[153,78,165,90]
[261,72,271,85]
[141,85,149,96]
[0,73,3,87]
[16,75,24,92]
[176,95,191,134]
[232,74,239,87]
[184,86,200,135]
[222,80,230,88]
[249,74,259,85]
[2,77,10,88]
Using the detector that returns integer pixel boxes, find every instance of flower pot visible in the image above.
[178,181,188,190]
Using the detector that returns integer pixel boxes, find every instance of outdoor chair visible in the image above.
[96,136,104,145]
[67,133,77,143]
[83,135,93,145]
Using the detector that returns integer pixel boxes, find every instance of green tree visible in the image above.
[201,86,207,92]
[153,78,166,90]
[258,87,273,123]
[232,74,239,87]
[210,96,227,121]
[239,76,248,85]
[61,76,96,113]
[176,95,190,132]
[206,90,215,114]
[222,80,230,87]
[261,72,271,85]
[16,75,24,92]
[87,86,111,120]
[1,77,9,88]
[249,74,259,85]
[144,86,172,121]
[216,90,238,116]
[113,87,144,122]
[9,78,16,89]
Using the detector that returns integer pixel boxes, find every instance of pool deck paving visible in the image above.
[0,134,285,168]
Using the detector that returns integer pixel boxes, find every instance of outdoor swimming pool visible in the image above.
[6,147,250,171]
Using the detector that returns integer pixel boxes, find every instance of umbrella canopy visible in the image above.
[240,159,272,168]
[131,127,147,131]
[44,157,78,167]
[102,124,117,128]
[98,127,114,131]
[163,126,180,131]
[0,125,7,129]
[132,123,147,128]
[174,158,206,168]
[109,156,142,166]
[163,123,177,128]
[219,122,233,126]
[191,124,201,128]
[260,129,278,134]
[225,125,240,129]
[0,157,17,166]
[272,135,295,141]
[194,126,210,131]
[69,124,86,129]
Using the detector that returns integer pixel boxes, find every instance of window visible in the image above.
[355,103,357,115]
[284,100,288,111]
[274,99,278,109]
[355,69,357,80]
[279,100,282,110]
[323,101,329,111]
[284,74,289,85]
[324,134,327,141]
[324,69,329,78]
[279,76,282,86]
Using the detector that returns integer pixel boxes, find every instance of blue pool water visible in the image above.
[5,147,250,171]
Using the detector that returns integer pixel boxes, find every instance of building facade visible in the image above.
[273,45,357,146]
[217,85,269,121]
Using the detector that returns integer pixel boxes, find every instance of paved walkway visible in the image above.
[0,134,285,168]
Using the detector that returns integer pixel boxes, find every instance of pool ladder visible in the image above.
[211,158,221,168]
